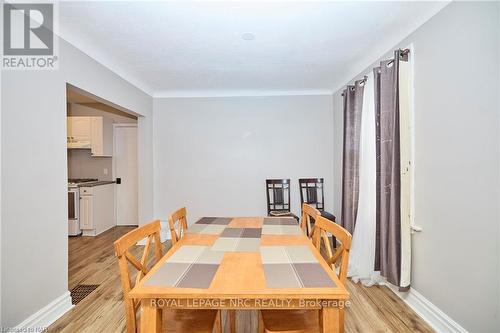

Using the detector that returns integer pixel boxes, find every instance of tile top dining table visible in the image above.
[129,216,349,333]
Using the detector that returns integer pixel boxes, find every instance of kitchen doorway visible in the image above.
[66,84,140,300]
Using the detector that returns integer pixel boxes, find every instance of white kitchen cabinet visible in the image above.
[80,184,115,236]
[67,117,91,141]
[90,117,113,157]
[79,194,93,230]
[67,116,113,157]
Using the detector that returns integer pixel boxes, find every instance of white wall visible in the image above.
[1,38,153,327]
[138,113,155,229]
[333,2,500,331]
[0,39,3,328]
[498,3,500,324]
[153,95,334,224]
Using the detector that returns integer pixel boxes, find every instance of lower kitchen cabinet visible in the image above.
[80,184,114,236]
[80,194,93,230]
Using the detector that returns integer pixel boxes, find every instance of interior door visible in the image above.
[114,125,138,226]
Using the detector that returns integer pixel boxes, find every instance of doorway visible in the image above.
[66,84,139,301]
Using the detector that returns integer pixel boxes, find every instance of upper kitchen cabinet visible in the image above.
[67,117,91,142]
[90,117,113,157]
[67,116,113,157]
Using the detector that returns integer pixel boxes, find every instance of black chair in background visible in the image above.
[299,178,336,221]
[299,178,325,211]
[299,178,337,246]
[265,179,298,220]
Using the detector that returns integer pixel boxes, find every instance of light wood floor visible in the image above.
[49,227,434,333]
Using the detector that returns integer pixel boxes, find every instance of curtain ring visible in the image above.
[358,76,368,86]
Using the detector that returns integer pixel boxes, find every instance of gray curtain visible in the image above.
[373,50,402,287]
[341,79,365,234]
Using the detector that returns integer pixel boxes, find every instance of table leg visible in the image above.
[140,299,162,333]
[320,307,341,333]
[229,310,236,333]
[339,307,345,333]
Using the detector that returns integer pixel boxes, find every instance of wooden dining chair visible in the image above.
[300,203,320,237]
[311,216,352,283]
[114,220,221,333]
[168,207,188,244]
[259,216,352,333]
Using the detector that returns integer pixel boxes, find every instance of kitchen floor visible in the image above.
[50,227,434,332]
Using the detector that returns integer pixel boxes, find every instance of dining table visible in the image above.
[128,216,349,333]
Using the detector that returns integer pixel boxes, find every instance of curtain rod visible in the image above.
[341,48,410,97]
[387,48,410,66]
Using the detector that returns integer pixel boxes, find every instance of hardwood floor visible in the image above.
[49,227,434,333]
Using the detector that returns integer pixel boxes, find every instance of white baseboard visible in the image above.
[15,291,73,331]
[388,285,467,333]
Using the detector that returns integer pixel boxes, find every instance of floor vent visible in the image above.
[70,284,99,305]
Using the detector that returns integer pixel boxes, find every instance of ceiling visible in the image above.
[59,1,449,97]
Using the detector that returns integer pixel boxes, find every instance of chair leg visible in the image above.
[229,310,236,333]
[339,308,345,333]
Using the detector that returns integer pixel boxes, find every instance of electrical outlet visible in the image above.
[103,168,108,175]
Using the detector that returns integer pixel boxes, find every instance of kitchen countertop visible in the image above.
[78,181,116,187]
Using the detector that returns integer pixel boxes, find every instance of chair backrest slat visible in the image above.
[300,203,320,237]
[125,251,148,274]
[168,207,188,244]
[114,221,162,257]
[135,235,153,285]
[311,216,352,284]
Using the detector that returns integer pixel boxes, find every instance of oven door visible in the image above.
[68,188,78,219]
[68,187,80,235]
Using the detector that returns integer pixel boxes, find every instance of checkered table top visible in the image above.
[137,217,342,296]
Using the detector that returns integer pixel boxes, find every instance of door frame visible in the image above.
[112,123,139,226]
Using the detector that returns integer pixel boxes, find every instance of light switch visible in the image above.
[103,168,108,175]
